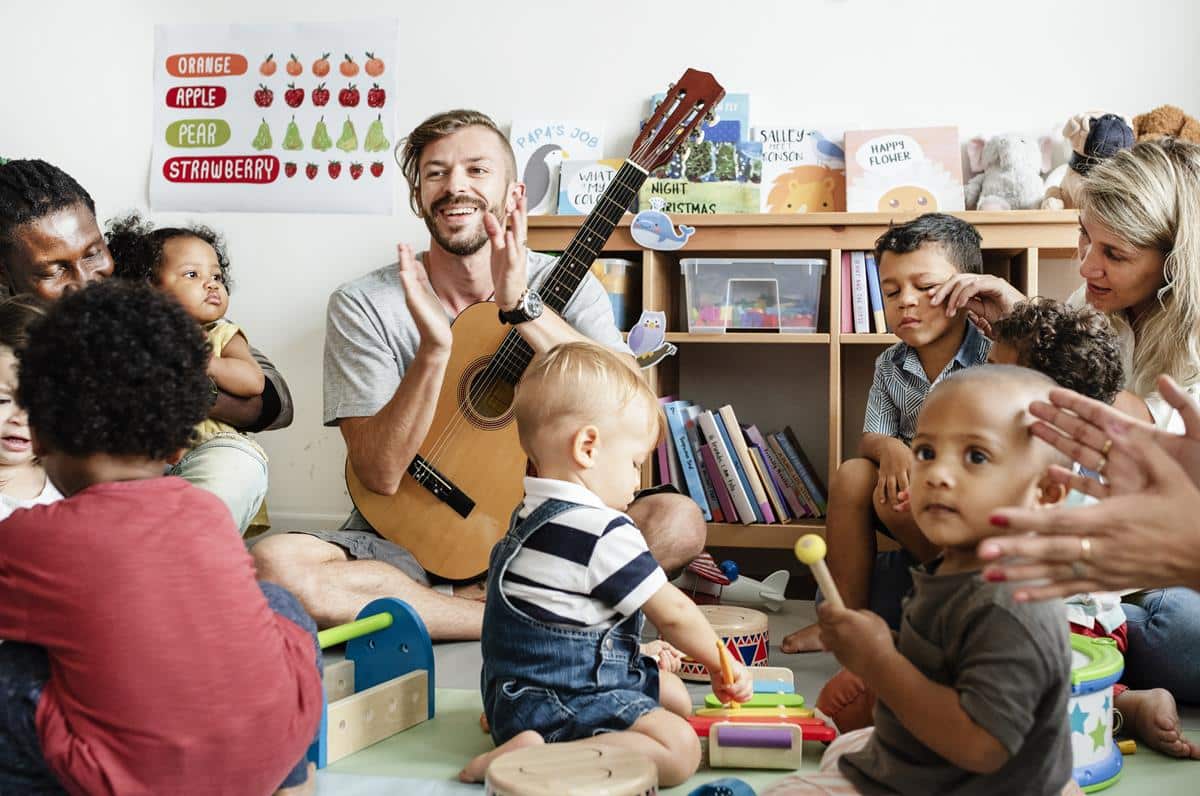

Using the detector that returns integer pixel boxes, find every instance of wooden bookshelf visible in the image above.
[529,210,1081,550]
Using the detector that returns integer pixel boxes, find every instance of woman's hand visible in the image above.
[483,194,528,311]
[396,243,452,353]
[980,396,1200,597]
[928,273,1025,323]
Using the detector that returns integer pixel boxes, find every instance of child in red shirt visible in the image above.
[0,282,323,795]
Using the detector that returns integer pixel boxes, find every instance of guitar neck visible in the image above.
[537,159,647,314]
[489,160,648,385]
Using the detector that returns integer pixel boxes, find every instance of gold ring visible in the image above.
[1101,438,1113,457]
[1096,455,1108,474]
[1080,537,1093,561]
[1071,561,1088,579]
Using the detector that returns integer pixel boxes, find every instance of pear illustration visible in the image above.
[251,119,272,151]
[364,114,390,153]
[337,117,358,152]
[282,116,303,151]
[311,116,333,151]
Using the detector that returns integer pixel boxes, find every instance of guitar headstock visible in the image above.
[631,69,726,173]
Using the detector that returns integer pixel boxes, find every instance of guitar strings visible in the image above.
[421,113,698,474]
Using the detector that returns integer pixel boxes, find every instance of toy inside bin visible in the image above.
[682,258,826,333]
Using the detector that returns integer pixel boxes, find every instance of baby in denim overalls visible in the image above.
[459,342,754,786]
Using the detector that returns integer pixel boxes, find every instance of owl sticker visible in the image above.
[628,310,677,369]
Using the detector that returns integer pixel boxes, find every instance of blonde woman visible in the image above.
[932,138,1200,759]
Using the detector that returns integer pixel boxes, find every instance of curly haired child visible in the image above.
[0,282,321,794]
[0,295,59,519]
[106,213,268,534]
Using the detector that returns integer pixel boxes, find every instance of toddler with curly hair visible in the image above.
[106,213,269,534]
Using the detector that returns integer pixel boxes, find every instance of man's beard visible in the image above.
[424,196,501,256]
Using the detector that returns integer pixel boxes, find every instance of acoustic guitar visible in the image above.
[346,69,726,580]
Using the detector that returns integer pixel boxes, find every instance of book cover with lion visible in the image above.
[754,126,847,213]
[844,126,964,213]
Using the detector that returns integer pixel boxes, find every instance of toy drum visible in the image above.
[1069,633,1124,792]
[485,743,657,796]
[674,605,769,682]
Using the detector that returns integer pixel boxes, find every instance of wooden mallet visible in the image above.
[794,534,845,610]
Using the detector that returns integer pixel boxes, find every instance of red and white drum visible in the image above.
[675,605,770,682]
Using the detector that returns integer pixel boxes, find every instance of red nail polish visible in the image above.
[984,569,1006,582]
[989,514,1009,527]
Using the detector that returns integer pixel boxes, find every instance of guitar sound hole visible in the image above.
[468,368,515,421]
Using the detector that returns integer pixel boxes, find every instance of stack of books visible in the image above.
[656,399,827,524]
[840,251,888,334]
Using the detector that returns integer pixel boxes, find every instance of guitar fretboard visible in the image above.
[487,160,648,387]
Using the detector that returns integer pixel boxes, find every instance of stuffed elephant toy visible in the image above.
[964,133,1053,211]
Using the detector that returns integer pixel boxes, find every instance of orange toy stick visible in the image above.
[717,639,740,710]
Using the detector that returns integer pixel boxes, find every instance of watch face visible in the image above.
[525,290,544,315]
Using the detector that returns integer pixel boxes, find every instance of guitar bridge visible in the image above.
[408,455,475,519]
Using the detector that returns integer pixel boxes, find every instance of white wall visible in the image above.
[4,0,1198,527]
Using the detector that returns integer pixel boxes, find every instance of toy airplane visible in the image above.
[673,554,790,613]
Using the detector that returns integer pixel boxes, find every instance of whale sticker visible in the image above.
[630,197,695,251]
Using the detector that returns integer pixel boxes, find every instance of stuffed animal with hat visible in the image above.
[1042,112,1133,210]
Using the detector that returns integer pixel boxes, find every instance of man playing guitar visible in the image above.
[252,110,705,640]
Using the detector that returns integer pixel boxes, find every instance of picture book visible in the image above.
[844,126,964,213]
[665,400,710,520]
[840,251,854,333]
[639,140,762,214]
[651,92,750,145]
[754,126,847,214]
[850,250,870,334]
[718,405,773,523]
[866,252,887,332]
[558,158,630,216]
[509,120,604,215]
[698,410,755,524]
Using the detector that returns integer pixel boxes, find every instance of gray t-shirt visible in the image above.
[324,250,632,531]
[840,564,1072,796]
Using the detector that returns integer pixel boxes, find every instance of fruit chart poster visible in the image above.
[150,19,399,214]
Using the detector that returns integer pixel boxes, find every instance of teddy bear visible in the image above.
[1133,104,1200,143]
[964,133,1053,211]
[1042,112,1133,210]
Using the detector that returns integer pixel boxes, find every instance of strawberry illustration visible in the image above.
[349,162,363,180]
[370,161,384,177]
[367,83,386,108]
[284,83,304,108]
[338,84,360,107]
[305,163,318,180]
[328,161,342,179]
[312,82,330,107]
[284,162,297,178]
[254,84,273,107]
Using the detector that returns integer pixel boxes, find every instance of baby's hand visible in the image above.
[640,640,684,673]
[707,658,754,706]
[817,602,895,679]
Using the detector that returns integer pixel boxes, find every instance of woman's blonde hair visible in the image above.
[1079,138,1200,395]
[513,342,664,462]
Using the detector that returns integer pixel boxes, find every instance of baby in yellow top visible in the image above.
[106,214,268,534]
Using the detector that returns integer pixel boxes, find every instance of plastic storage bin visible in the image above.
[681,258,827,333]
[590,258,641,332]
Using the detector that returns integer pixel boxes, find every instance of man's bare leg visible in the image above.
[252,533,484,640]
[782,459,878,653]
[627,492,706,574]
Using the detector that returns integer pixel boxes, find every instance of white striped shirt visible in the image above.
[500,477,667,628]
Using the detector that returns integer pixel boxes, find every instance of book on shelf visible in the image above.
[749,446,789,522]
[753,126,847,214]
[717,405,774,523]
[639,140,762,214]
[744,424,807,519]
[665,400,710,520]
[684,407,724,522]
[840,251,854,333]
[780,426,829,513]
[697,410,755,525]
[509,120,605,216]
[656,395,682,490]
[696,434,735,522]
[765,434,819,517]
[865,252,887,333]
[712,410,764,523]
[849,250,871,334]
[844,125,965,213]
[653,91,750,145]
[557,158,630,216]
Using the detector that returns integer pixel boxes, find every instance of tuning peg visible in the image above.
[705,112,719,126]
[689,129,705,145]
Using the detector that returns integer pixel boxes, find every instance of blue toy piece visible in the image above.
[308,597,435,768]
[752,679,795,694]
[688,775,757,796]
[719,560,739,581]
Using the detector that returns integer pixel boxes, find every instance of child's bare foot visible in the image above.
[641,640,683,673]
[781,623,824,654]
[458,730,544,783]
[273,762,316,796]
[1116,688,1200,759]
